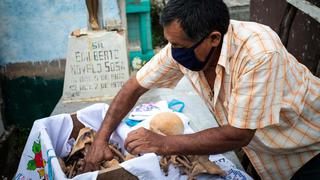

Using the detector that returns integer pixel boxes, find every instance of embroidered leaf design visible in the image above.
[32,141,41,154]
[27,159,37,170]
[37,168,45,178]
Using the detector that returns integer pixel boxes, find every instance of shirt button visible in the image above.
[223,101,228,107]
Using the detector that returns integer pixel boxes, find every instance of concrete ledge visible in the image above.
[287,0,320,23]
[225,0,250,21]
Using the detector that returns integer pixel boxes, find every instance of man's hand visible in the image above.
[82,76,148,171]
[124,127,167,155]
[83,139,113,172]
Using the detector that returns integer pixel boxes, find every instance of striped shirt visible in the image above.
[136,20,320,179]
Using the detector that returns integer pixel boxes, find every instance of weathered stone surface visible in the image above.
[225,0,250,21]
[251,0,320,77]
[153,0,250,21]
[1,59,66,80]
[0,74,4,135]
[62,30,130,102]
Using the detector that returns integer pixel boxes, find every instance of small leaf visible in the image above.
[27,160,37,170]
[37,168,45,178]
[32,141,41,153]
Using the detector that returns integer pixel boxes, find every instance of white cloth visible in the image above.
[128,100,171,121]
[77,103,252,180]
[15,113,99,180]
[15,103,252,180]
[76,103,108,131]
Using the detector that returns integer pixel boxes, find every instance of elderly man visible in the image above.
[84,0,320,179]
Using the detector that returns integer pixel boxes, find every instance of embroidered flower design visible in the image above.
[27,137,47,179]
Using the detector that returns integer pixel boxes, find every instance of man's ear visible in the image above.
[208,31,221,47]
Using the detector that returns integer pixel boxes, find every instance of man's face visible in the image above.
[163,20,214,62]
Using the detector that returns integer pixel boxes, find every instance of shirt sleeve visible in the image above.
[228,52,285,129]
[136,44,184,89]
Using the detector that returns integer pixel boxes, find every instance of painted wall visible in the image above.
[0,0,87,64]
[0,0,121,65]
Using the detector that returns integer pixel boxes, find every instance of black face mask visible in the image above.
[171,36,215,71]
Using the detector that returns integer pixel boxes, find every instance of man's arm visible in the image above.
[165,125,255,155]
[124,125,255,155]
[83,76,148,172]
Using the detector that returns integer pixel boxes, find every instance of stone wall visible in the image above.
[251,0,320,77]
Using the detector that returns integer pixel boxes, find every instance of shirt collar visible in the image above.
[216,20,235,75]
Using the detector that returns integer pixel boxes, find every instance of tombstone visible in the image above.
[62,0,129,103]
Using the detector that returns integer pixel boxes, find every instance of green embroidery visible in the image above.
[32,141,41,154]
[27,159,36,170]
[26,133,47,179]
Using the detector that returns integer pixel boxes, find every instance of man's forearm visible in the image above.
[96,77,148,141]
[164,125,255,155]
